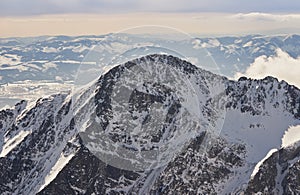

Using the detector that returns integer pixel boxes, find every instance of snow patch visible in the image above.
[201,39,220,48]
[42,47,58,53]
[43,62,57,71]
[250,148,278,178]
[0,54,21,66]
[243,41,253,47]
[221,108,298,163]
[192,39,201,49]
[38,152,75,192]
[0,130,31,157]
[55,76,63,82]
[0,104,12,110]
[72,45,91,53]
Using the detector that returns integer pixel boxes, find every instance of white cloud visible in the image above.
[231,12,300,22]
[235,49,300,88]
[282,125,300,147]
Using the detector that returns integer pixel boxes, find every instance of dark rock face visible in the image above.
[0,100,27,153]
[283,160,300,194]
[225,76,300,119]
[0,54,300,194]
[0,94,75,194]
[150,134,246,194]
[245,153,279,194]
[245,143,300,194]
[39,143,141,195]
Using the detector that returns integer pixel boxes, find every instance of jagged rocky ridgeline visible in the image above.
[0,54,300,194]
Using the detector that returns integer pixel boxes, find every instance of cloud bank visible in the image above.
[235,49,300,89]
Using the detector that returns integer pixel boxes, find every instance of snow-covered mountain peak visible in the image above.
[77,54,225,172]
[1,54,300,194]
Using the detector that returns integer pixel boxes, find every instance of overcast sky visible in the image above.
[1,1,300,37]
[1,0,300,16]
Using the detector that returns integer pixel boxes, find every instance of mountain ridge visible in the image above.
[0,54,300,194]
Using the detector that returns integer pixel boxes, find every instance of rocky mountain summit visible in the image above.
[0,54,300,194]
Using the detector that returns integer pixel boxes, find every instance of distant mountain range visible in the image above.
[1,34,300,84]
[2,33,300,109]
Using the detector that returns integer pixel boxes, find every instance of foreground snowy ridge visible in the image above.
[0,54,300,194]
